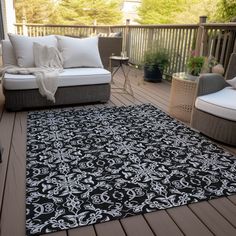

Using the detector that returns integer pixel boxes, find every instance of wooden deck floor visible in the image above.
[1,68,236,236]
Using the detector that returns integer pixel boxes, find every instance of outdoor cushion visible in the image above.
[3,68,111,90]
[8,34,58,67]
[227,77,236,89]
[33,42,63,68]
[195,87,236,121]
[57,36,103,69]
[1,40,17,66]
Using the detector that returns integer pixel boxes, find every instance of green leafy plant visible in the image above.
[207,56,218,72]
[143,49,169,72]
[187,55,205,76]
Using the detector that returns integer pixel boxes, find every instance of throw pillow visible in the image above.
[227,77,236,89]
[8,34,58,67]
[109,32,122,37]
[56,36,103,68]
[33,42,63,69]
[1,40,17,66]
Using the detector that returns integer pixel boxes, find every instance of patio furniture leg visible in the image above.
[121,64,134,96]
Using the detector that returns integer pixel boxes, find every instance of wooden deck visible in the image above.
[0,68,236,236]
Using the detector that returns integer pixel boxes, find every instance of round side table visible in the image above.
[169,73,198,123]
[109,56,134,96]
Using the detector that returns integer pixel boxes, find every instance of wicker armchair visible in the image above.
[191,53,236,146]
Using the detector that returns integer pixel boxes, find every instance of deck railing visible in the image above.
[126,24,198,76]
[14,20,236,77]
[199,23,236,69]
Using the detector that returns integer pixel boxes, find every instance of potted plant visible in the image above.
[143,49,169,82]
[207,56,224,75]
[187,51,205,79]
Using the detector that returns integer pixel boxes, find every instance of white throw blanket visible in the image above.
[2,43,63,103]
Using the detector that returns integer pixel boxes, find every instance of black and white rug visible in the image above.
[26,104,236,235]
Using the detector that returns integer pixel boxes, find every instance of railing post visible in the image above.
[22,17,28,36]
[195,16,207,56]
[125,19,130,56]
[93,20,97,35]
[233,40,236,53]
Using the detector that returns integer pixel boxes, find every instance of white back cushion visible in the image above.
[1,40,17,66]
[8,34,58,67]
[57,36,103,68]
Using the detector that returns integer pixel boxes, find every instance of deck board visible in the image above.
[114,74,170,111]
[120,215,155,236]
[144,210,184,236]
[95,220,126,236]
[1,112,28,236]
[0,68,236,236]
[209,198,236,228]
[130,80,171,104]
[0,111,15,215]
[41,231,67,236]
[0,111,68,236]
[112,92,135,106]
[167,206,214,236]
[228,195,236,205]
[189,201,236,235]
[110,94,125,106]
[68,226,96,236]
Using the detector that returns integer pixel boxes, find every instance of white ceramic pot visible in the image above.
[212,64,224,75]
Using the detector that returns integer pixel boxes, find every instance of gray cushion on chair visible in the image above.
[195,87,236,121]
[191,58,236,146]
[225,53,236,80]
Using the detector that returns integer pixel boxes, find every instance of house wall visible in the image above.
[1,0,16,38]
[122,0,141,25]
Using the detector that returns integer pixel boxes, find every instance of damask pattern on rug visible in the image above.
[26,104,236,235]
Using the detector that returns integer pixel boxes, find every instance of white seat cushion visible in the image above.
[195,87,236,121]
[3,68,111,90]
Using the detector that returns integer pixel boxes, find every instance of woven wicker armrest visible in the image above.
[195,73,228,97]
[225,53,236,80]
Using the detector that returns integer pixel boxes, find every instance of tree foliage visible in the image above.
[137,0,236,24]
[213,0,236,22]
[15,0,236,25]
[15,0,122,25]
[57,0,122,25]
[137,0,185,24]
[15,0,58,23]
[174,0,217,24]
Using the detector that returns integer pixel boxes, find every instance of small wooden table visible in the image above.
[169,72,198,123]
[109,56,134,96]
